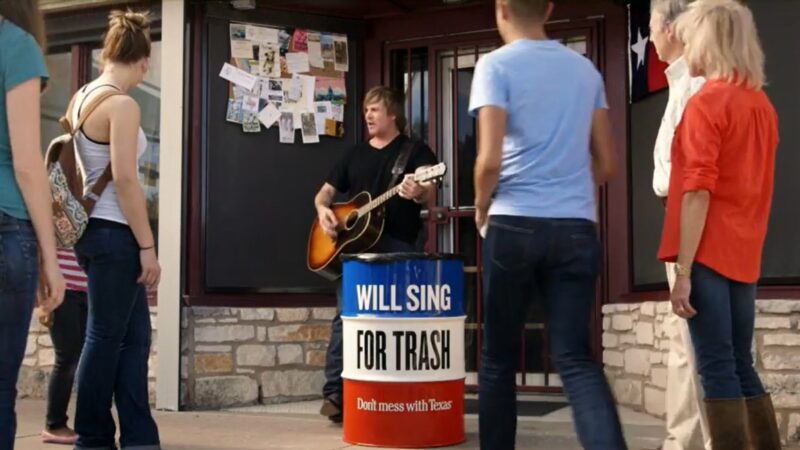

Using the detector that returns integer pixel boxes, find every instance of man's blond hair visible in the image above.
[363,86,407,132]
[675,0,765,89]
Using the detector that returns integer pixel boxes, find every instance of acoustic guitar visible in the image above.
[307,162,447,280]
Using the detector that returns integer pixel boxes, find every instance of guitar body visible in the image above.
[307,191,385,280]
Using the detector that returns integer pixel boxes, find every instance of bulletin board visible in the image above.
[202,8,364,294]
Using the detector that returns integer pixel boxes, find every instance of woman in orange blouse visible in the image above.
[658,1,780,449]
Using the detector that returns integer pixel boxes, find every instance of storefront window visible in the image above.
[41,52,73,154]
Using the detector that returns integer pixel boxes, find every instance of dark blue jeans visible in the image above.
[0,212,38,450]
[687,263,765,400]
[322,235,416,404]
[479,216,626,450]
[73,220,159,450]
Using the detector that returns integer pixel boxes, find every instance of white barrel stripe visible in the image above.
[342,316,465,383]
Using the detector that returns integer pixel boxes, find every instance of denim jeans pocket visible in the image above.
[487,222,532,272]
[75,225,111,262]
[0,227,38,293]
[560,228,601,277]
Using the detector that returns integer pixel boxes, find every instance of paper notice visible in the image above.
[242,112,261,133]
[307,32,323,68]
[246,25,278,44]
[292,29,309,52]
[226,98,243,124]
[242,95,260,114]
[314,101,332,135]
[314,76,346,103]
[220,62,257,91]
[333,35,348,72]
[231,40,255,59]
[286,52,310,74]
[298,75,316,111]
[279,112,295,144]
[287,75,303,102]
[301,112,320,144]
[257,78,270,100]
[258,43,280,78]
[331,103,344,122]
[230,23,247,41]
[325,119,344,138]
[320,34,334,62]
[258,103,281,128]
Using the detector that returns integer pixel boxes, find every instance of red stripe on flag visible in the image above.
[647,42,669,93]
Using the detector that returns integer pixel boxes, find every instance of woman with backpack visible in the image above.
[70,10,161,450]
[0,1,66,449]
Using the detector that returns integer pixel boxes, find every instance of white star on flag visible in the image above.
[631,28,649,69]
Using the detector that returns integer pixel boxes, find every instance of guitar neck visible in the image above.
[357,184,402,217]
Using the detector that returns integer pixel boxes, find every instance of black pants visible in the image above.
[46,290,87,430]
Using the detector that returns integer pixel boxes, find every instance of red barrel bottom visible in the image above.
[343,379,465,448]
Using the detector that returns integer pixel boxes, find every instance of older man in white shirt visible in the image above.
[649,1,708,450]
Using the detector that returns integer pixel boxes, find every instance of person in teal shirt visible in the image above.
[0,3,65,449]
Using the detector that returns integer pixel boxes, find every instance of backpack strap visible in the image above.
[73,89,123,136]
[59,84,119,135]
[61,87,124,206]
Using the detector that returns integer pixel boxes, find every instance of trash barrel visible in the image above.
[341,253,466,448]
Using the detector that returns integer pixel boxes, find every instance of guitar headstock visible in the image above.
[414,162,447,185]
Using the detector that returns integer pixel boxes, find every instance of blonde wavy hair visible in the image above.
[675,0,765,89]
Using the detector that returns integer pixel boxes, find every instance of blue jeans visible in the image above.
[73,220,159,450]
[687,263,765,400]
[322,235,416,404]
[0,212,38,450]
[479,216,626,450]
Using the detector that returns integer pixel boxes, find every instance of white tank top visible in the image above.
[72,83,147,225]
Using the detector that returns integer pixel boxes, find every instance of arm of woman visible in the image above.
[8,78,65,312]
[671,101,720,318]
[108,96,161,288]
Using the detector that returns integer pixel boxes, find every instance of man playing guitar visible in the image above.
[313,86,438,423]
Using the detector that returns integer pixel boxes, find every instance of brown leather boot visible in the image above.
[746,393,782,450]
[704,398,749,450]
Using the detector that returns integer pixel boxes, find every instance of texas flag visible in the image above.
[628,0,669,102]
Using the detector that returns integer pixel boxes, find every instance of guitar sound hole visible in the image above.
[345,211,359,229]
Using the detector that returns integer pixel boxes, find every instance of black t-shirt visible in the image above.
[327,134,438,245]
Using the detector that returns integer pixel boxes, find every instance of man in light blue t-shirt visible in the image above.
[468,1,623,449]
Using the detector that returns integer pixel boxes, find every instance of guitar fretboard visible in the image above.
[356,184,402,217]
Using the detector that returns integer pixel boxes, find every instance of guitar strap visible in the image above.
[386,139,415,191]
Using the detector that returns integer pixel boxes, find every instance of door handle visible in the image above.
[420,205,477,222]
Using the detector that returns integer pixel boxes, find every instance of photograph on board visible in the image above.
[279,112,295,144]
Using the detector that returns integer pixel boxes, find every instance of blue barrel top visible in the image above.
[341,253,464,318]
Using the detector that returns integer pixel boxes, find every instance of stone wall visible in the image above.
[602,300,800,448]
[18,307,159,405]
[179,306,336,410]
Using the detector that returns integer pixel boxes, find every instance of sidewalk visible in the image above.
[14,397,665,449]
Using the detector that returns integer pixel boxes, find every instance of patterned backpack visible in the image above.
[45,88,121,247]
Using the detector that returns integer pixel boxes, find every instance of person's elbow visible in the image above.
[596,158,617,184]
[475,157,501,179]
[684,189,711,202]
[605,160,618,179]
[12,156,40,186]
[113,171,140,192]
